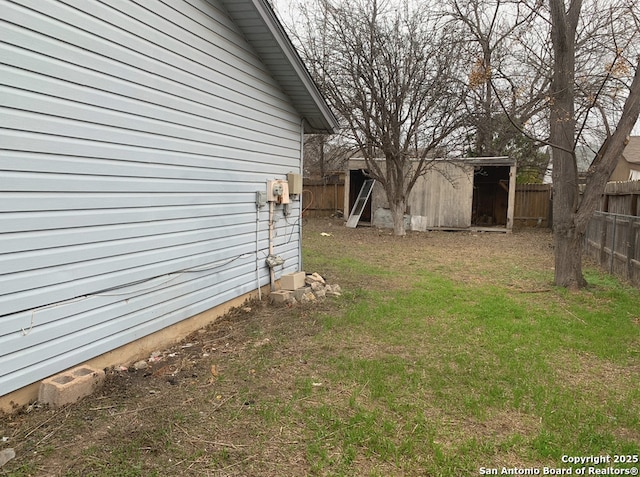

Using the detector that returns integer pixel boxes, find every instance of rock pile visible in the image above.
[271,272,342,305]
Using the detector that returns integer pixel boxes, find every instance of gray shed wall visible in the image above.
[407,163,474,230]
[347,160,474,230]
[346,158,515,231]
[1,0,303,395]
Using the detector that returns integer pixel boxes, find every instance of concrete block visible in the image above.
[281,272,306,291]
[293,286,311,301]
[270,290,293,304]
[38,366,105,408]
[373,207,411,230]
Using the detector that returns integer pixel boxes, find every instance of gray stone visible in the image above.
[133,360,148,370]
[305,272,325,285]
[313,288,326,299]
[0,448,15,467]
[293,286,310,301]
[373,207,411,230]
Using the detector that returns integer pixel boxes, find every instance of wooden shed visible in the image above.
[0,0,337,411]
[345,157,517,232]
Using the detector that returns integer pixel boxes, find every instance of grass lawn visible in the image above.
[2,218,639,476]
[298,220,640,476]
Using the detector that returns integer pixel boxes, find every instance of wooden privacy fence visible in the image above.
[514,184,552,227]
[508,182,640,229]
[582,181,640,286]
[584,211,640,286]
[303,179,553,225]
[598,180,640,216]
[302,180,345,218]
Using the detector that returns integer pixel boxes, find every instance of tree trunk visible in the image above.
[553,217,588,289]
[481,44,493,155]
[319,136,326,178]
[549,0,585,288]
[390,198,407,236]
[551,145,586,288]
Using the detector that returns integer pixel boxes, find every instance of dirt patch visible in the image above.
[436,409,542,447]
[303,218,555,292]
[1,299,330,476]
[553,350,640,394]
[551,350,640,446]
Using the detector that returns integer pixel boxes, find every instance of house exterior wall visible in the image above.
[610,160,632,182]
[1,0,303,397]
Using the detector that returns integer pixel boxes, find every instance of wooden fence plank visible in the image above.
[302,182,345,218]
[585,211,640,287]
[514,184,551,227]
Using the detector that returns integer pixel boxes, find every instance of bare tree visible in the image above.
[303,134,352,179]
[451,0,640,287]
[447,0,549,159]
[294,0,467,235]
[548,0,640,288]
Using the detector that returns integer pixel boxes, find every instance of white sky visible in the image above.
[271,0,640,136]
[271,0,296,27]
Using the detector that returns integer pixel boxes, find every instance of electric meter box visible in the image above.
[267,180,290,204]
[287,173,303,195]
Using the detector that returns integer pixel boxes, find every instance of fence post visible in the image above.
[610,214,617,274]
[628,217,636,281]
[585,209,640,287]
[599,213,608,268]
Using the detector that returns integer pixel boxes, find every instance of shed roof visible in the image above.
[348,156,516,167]
[219,0,338,134]
[452,156,516,167]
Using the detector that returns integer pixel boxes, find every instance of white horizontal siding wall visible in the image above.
[0,0,303,394]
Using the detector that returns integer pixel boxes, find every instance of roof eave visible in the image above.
[219,0,338,134]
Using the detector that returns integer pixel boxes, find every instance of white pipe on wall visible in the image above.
[255,203,262,300]
[268,200,276,291]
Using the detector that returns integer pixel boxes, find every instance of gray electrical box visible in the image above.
[287,173,302,195]
[255,190,267,208]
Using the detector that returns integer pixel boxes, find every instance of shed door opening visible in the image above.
[472,166,510,227]
[349,169,372,223]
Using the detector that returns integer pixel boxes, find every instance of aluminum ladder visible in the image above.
[346,179,375,228]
